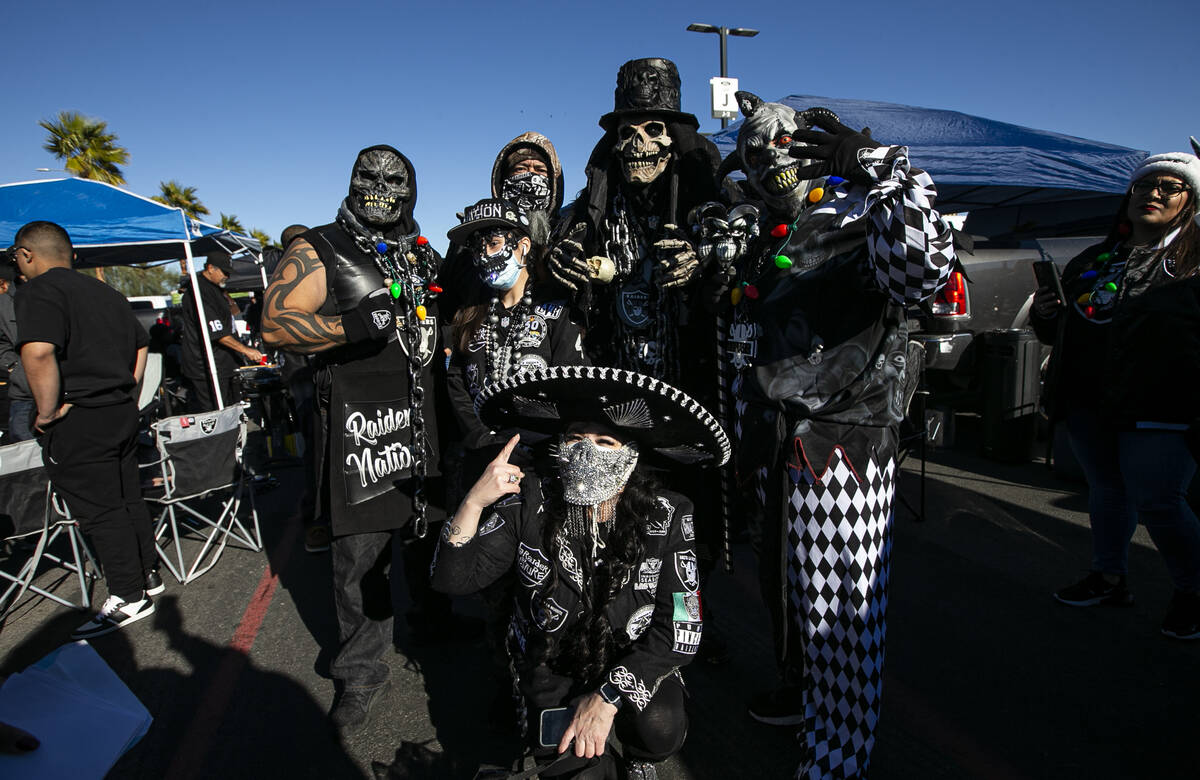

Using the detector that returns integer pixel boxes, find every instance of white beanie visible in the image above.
[1129,149,1200,195]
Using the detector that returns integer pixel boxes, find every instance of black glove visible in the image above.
[341,288,396,342]
[787,109,881,185]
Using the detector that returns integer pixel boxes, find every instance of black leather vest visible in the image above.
[303,223,385,317]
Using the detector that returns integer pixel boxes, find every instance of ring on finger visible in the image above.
[507,473,520,484]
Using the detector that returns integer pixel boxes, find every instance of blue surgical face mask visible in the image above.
[476,240,525,290]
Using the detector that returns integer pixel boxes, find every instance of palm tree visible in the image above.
[250,228,275,249]
[39,111,129,184]
[219,213,245,233]
[153,180,209,219]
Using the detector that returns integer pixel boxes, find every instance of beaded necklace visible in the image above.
[481,284,534,384]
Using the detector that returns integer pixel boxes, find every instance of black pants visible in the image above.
[41,401,156,601]
[186,372,236,412]
[329,526,449,688]
[531,672,688,776]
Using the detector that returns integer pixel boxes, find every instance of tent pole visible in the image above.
[184,242,225,409]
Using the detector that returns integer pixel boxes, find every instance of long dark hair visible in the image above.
[449,230,549,353]
[531,465,658,685]
[1110,185,1200,278]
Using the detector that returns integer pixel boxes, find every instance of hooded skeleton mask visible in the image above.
[348,147,413,228]
[732,94,821,217]
[616,119,674,185]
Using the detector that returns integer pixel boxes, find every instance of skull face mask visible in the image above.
[348,148,412,228]
[616,119,674,185]
[738,102,815,216]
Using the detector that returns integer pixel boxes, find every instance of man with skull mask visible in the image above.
[261,145,454,735]
[707,93,956,779]
[548,61,731,660]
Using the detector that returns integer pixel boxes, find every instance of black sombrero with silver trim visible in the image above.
[474,365,730,467]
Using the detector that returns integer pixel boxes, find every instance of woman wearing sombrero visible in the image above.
[432,365,730,779]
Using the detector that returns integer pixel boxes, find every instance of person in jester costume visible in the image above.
[261,144,460,735]
[706,93,956,779]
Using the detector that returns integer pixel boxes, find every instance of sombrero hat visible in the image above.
[474,365,730,467]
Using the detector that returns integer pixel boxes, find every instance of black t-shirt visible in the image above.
[14,267,149,407]
[180,275,238,380]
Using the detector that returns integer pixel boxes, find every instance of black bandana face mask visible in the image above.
[349,149,412,228]
[500,172,552,212]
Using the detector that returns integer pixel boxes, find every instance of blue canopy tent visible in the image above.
[0,177,265,408]
[711,95,1149,239]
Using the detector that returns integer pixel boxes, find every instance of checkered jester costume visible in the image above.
[712,93,955,779]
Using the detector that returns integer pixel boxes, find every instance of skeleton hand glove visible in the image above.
[787,110,882,186]
[548,223,593,293]
[341,288,396,343]
[654,224,700,289]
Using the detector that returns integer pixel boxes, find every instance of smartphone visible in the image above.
[1032,259,1066,307]
[538,706,573,749]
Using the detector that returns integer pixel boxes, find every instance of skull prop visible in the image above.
[732,93,818,217]
[616,119,674,185]
[348,147,412,228]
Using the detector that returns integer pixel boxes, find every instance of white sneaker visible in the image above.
[71,594,155,640]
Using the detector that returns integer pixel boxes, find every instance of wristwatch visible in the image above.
[598,682,624,709]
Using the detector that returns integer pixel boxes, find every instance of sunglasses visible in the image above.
[1130,180,1190,198]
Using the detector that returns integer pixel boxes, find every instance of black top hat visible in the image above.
[446,198,531,247]
[475,365,730,467]
[599,58,699,131]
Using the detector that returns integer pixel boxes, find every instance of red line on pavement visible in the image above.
[164,522,298,780]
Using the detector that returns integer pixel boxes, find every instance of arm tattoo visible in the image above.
[442,521,471,547]
[261,243,347,352]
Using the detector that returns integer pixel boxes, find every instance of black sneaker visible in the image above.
[71,594,156,640]
[304,525,331,553]
[747,686,805,726]
[1054,572,1134,607]
[145,568,165,596]
[329,679,391,736]
[1161,590,1200,640]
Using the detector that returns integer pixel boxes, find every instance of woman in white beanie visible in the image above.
[1031,143,1200,640]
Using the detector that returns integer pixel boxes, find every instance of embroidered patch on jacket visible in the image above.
[635,558,662,592]
[672,621,702,654]
[680,514,694,542]
[672,591,702,622]
[608,665,651,710]
[625,604,655,641]
[517,543,550,586]
[675,550,699,592]
[532,594,568,632]
[479,512,505,536]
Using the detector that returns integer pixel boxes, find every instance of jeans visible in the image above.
[329,527,449,688]
[1066,410,1200,592]
[7,398,34,442]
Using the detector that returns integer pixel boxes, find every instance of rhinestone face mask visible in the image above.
[557,437,639,506]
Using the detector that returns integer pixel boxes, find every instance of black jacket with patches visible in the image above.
[432,481,700,712]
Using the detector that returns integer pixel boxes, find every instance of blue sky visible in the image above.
[3,0,1198,255]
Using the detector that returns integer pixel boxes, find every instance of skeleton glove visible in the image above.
[654,224,700,289]
[787,110,881,186]
[341,287,396,342]
[547,222,592,293]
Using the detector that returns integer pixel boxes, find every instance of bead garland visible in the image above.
[481,286,535,384]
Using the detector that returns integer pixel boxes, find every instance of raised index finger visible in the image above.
[494,434,521,465]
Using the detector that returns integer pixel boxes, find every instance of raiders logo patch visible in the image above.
[672,591,702,622]
[626,604,655,641]
[200,416,217,434]
[617,283,651,329]
[532,594,568,632]
[517,543,550,587]
[672,621,702,654]
[675,550,699,592]
[371,310,393,330]
[635,558,662,592]
[645,517,670,537]
[680,514,694,542]
[478,512,505,536]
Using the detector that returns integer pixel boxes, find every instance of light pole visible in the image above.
[686,23,759,129]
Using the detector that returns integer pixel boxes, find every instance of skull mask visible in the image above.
[616,119,674,185]
[736,100,815,217]
[348,148,412,229]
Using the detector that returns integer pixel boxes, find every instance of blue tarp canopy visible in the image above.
[712,95,1149,238]
[0,177,261,269]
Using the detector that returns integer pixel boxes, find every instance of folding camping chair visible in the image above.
[0,438,100,620]
[144,404,262,584]
[896,341,930,522]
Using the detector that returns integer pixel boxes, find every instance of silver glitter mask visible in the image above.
[557,437,639,506]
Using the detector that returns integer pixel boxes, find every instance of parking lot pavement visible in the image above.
[1,431,1195,779]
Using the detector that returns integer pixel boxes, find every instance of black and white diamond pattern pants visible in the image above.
[786,443,895,780]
